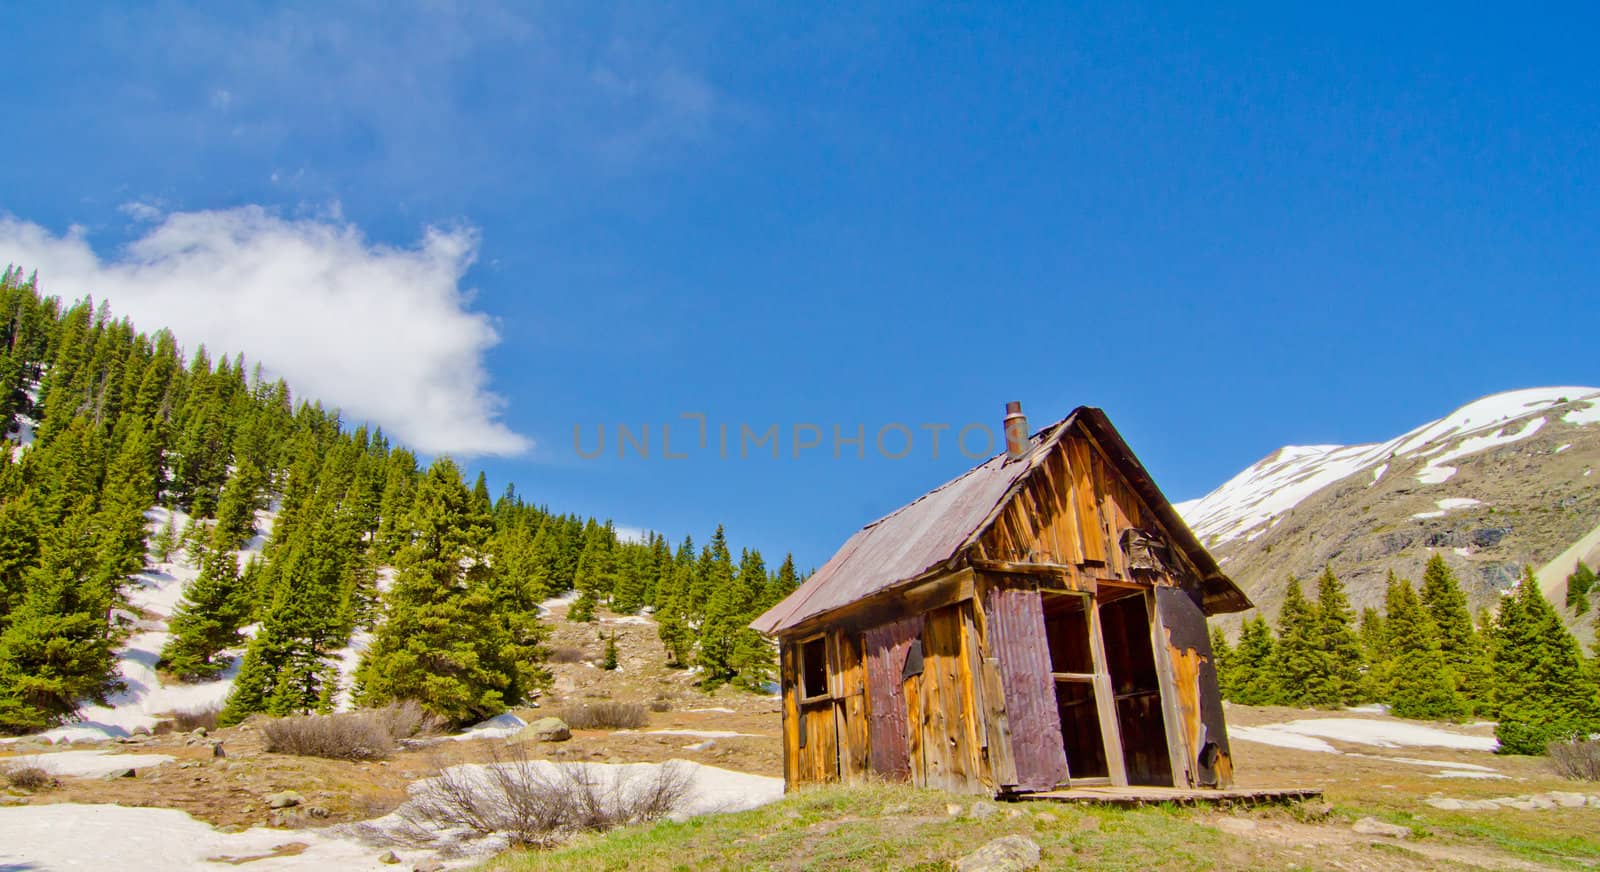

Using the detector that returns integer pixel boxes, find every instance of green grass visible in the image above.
[479,783,1284,872]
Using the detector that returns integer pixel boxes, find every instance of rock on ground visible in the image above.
[1352,816,1410,838]
[513,717,572,743]
[954,835,1041,872]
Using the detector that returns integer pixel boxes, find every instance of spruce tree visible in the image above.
[355,458,531,725]
[0,513,122,733]
[657,536,696,666]
[1268,576,1320,706]
[1356,606,1389,702]
[1567,561,1596,615]
[602,633,619,671]
[1228,616,1280,705]
[1419,554,1491,711]
[1382,576,1466,720]
[160,549,246,680]
[1491,567,1600,754]
[1306,566,1364,707]
[1210,625,1236,701]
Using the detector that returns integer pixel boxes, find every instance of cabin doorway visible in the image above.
[1042,587,1174,787]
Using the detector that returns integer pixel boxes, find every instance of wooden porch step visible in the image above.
[1017,785,1322,808]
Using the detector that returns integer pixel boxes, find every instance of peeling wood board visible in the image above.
[1155,585,1234,788]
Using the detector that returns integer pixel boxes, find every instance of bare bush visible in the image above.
[262,701,443,761]
[557,701,648,730]
[1548,738,1600,781]
[170,703,221,732]
[2,765,55,790]
[393,745,691,849]
[548,646,587,664]
[649,697,672,713]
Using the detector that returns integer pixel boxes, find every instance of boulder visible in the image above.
[966,800,999,820]
[266,791,304,809]
[513,717,571,743]
[1549,791,1586,808]
[1425,798,1468,811]
[211,742,227,759]
[378,851,400,865]
[101,768,136,780]
[1352,817,1410,839]
[954,835,1042,872]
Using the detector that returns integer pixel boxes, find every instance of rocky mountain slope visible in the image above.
[1175,387,1600,639]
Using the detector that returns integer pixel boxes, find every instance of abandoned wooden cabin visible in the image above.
[750,402,1253,797]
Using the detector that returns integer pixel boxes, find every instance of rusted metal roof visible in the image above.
[751,407,1250,635]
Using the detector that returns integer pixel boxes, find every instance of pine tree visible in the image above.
[355,458,532,725]
[150,512,178,563]
[160,549,246,680]
[764,554,800,613]
[1268,576,1320,706]
[602,633,619,671]
[1419,554,1491,712]
[1306,566,1364,707]
[1228,616,1279,705]
[1382,575,1466,720]
[211,460,264,550]
[1210,625,1236,701]
[0,513,122,733]
[656,536,696,667]
[1491,567,1600,754]
[1567,561,1596,615]
[1357,606,1388,702]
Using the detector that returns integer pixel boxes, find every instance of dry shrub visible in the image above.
[558,701,648,730]
[393,745,691,848]
[262,701,443,761]
[548,646,587,664]
[2,765,55,790]
[170,703,221,732]
[1548,738,1600,781]
[648,697,672,713]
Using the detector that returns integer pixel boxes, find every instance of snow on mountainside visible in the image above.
[1176,387,1600,546]
[1175,387,1600,634]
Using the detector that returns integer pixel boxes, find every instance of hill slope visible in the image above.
[1175,387,1600,637]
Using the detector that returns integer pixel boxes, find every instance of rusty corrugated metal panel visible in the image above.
[750,407,1251,635]
[750,422,1063,635]
[986,585,1069,791]
[863,615,923,780]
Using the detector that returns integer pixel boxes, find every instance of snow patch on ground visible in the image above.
[1430,770,1509,780]
[0,804,427,871]
[1369,463,1387,485]
[1262,718,1497,751]
[623,729,764,739]
[601,615,654,626]
[2,750,176,778]
[445,713,528,742]
[1412,510,1446,520]
[1416,418,1545,485]
[1228,726,1340,754]
[1566,400,1600,426]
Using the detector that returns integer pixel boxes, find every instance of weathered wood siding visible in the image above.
[984,584,1068,791]
[862,615,922,779]
[833,630,871,781]
[974,426,1208,587]
[1155,586,1234,788]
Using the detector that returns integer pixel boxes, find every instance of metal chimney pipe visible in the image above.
[1003,401,1029,461]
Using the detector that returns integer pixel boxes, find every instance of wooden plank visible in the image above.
[782,568,973,639]
[1086,598,1129,787]
[1155,585,1235,788]
[903,670,925,787]
[834,629,871,781]
[984,584,1068,791]
[780,641,800,788]
[1020,786,1321,808]
[1065,436,1105,564]
[969,574,1018,790]
[1146,590,1196,788]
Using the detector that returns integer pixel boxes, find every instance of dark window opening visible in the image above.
[1055,681,1109,779]
[1043,593,1093,674]
[800,636,828,700]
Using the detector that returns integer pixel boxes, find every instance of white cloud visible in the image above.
[614,525,655,544]
[0,206,529,457]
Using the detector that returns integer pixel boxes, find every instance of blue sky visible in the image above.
[3,3,1597,569]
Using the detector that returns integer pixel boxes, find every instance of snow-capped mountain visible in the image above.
[1175,387,1600,635]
